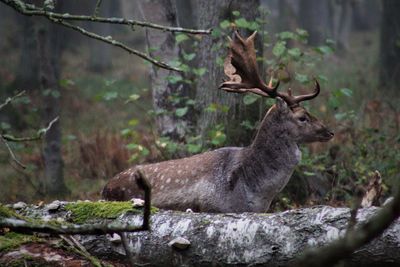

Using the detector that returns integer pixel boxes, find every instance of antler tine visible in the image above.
[293,79,320,103]
[275,79,321,108]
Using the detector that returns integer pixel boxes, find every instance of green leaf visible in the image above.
[206,103,218,112]
[103,91,118,101]
[211,28,222,38]
[128,94,140,101]
[211,131,226,146]
[339,88,353,97]
[121,128,132,136]
[272,41,286,57]
[183,53,196,61]
[187,144,202,154]
[288,48,302,58]
[193,67,207,76]
[240,120,255,130]
[219,20,231,29]
[234,18,250,29]
[175,107,188,117]
[315,45,334,55]
[278,31,296,40]
[232,10,240,16]
[243,94,260,105]
[175,33,189,44]
[128,119,139,126]
[166,75,183,84]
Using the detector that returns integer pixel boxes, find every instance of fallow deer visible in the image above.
[102,31,334,213]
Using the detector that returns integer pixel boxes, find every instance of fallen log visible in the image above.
[1,201,400,266]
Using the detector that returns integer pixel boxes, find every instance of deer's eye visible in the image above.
[298,116,308,122]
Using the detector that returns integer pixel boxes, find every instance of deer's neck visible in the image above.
[231,110,301,211]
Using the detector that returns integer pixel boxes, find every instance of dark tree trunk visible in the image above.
[138,0,193,141]
[299,0,330,45]
[379,0,400,93]
[87,0,116,73]
[193,0,262,146]
[36,18,68,197]
[352,0,381,31]
[14,16,40,91]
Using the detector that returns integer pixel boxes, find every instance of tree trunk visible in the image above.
[36,18,68,197]
[379,0,400,93]
[193,0,262,146]
[87,0,116,73]
[138,0,193,141]
[2,203,400,266]
[14,15,40,91]
[299,0,330,45]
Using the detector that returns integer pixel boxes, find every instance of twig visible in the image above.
[60,234,103,267]
[2,116,59,142]
[0,0,211,34]
[346,186,364,232]
[48,17,181,72]
[0,135,26,168]
[93,0,102,17]
[293,177,400,267]
[0,90,25,111]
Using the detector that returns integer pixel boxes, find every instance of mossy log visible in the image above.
[1,202,400,266]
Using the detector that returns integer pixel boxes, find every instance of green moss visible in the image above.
[65,201,141,224]
[0,232,42,252]
[0,204,30,222]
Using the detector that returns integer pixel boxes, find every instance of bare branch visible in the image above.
[0,90,25,111]
[0,0,211,34]
[47,17,181,72]
[93,0,102,17]
[0,135,26,168]
[2,116,59,142]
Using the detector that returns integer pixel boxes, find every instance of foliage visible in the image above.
[0,232,42,253]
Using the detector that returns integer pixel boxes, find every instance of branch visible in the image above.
[0,90,25,111]
[293,178,400,267]
[0,0,212,34]
[47,17,181,72]
[2,116,59,142]
[0,135,26,168]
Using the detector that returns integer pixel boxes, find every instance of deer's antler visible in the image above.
[219,31,320,108]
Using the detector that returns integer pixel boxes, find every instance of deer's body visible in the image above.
[103,31,334,212]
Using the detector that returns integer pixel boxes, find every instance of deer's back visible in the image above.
[102,147,242,212]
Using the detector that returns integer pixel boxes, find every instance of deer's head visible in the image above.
[219,31,334,144]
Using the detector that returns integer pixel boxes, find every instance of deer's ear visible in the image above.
[276,97,289,113]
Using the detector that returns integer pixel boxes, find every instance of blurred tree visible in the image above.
[193,0,263,146]
[329,0,353,52]
[14,16,39,92]
[379,0,400,92]
[352,0,381,31]
[299,0,330,45]
[37,13,68,197]
[88,0,120,73]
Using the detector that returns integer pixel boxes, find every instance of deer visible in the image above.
[102,31,334,213]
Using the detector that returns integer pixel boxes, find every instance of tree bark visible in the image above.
[36,16,68,197]
[2,204,400,267]
[379,0,400,93]
[193,0,262,146]
[137,0,192,141]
